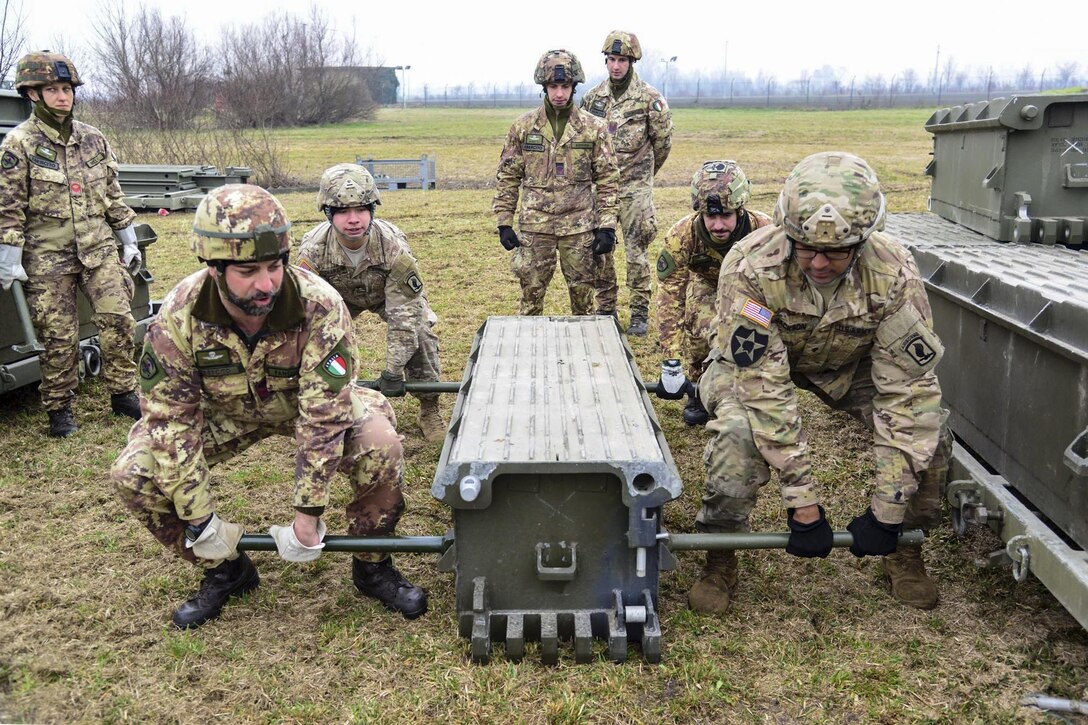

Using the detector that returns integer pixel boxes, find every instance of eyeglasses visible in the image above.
[791,242,854,262]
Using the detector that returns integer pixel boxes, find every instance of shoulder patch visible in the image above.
[390,253,424,297]
[1,151,17,170]
[656,249,677,280]
[652,99,667,112]
[316,337,354,393]
[295,256,315,273]
[729,325,769,368]
[739,297,774,329]
[139,346,166,393]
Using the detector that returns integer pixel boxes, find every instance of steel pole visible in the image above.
[238,534,450,553]
[664,529,925,551]
[357,379,666,396]
[9,281,44,354]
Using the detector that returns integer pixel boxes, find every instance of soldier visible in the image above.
[0,51,142,436]
[580,31,673,335]
[297,164,445,442]
[493,49,620,317]
[684,152,952,615]
[655,161,771,426]
[111,184,426,629]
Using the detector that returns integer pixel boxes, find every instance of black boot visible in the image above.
[626,309,648,337]
[352,557,427,619]
[48,407,78,437]
[172,552,260,629]
[683,394,709,426]
[111,391,142,420]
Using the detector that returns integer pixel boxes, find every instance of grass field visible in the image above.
[1,107,1086,724]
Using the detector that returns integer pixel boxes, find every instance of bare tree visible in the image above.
[0,0,29,83]
[1056,61,1080,88]
[91,1,212,129]
[1015,64,1034,92]
[900,68,918,96]
[217,4,375,128]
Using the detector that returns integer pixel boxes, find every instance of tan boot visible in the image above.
[687,550,738,615]
[417,398,446,443]
[883,545,938,609]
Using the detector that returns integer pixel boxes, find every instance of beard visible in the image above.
[226,286,278,316]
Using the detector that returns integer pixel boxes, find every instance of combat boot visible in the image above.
[626,307,649,337]
[172,552,260,629]
[883,544,938,610]
[110,390,142,420]
[352,557,428,619]
[47,407,78,438]
[687,550,738,615]
[683,394,709,426]
[417,398,446,443]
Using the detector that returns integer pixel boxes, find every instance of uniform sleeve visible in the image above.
[648,93,673,175]
[383,246,426,376]
[138,308,213,520]
[0,137,29,248]
[591,126,620,230]
[293,297,357,509]
[655,226,690,360]
[717,253,818,511]
[101,138,137,230]
[492,122,524,228]
[868,267,946,525]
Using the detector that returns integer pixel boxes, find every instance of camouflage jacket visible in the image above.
[296,218,434,377]
[715,227,946,524]
[580,71,672,189]
[135,266,359,519]
[0,115,135,275]
[657,209,772,359]
[492,105,620,235]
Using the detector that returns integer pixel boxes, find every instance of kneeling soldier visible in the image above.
[111,184,426,629]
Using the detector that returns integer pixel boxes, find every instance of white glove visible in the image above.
[185,513,244,560]
[116,225,141,273]
[0,244,28,291]
[657,359,689,400]
[269,519,327,563]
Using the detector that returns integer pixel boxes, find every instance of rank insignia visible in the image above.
[730,325,769,367]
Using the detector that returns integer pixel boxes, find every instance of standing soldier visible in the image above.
[493,49,620,317]
[0,51,142,436]
[688,152,951,615]
[654,161,771,426]
[580,30,673,335]
[297,164,445,443]
[111,185,426,629]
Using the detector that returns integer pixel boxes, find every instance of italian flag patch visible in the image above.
[324,352,348,377]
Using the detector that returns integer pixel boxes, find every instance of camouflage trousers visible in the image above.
[595,189,657,315]
[403,311,442,404]
[697,356,952,533]
[511,230,615,316]
[24,258,136,411]
[681,278,718,383]
[112,384,405,567]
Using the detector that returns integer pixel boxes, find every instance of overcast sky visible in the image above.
[20,0,1085,92]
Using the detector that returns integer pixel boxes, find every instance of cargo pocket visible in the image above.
[28,163,71,219]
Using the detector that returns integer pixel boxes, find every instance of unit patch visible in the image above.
[902,333,937,367]
[139,348,166,392]
[405,271,423,294]
[656,249,677,280]
[730,325,769,367]
[524,132,545,152]
[1,151,17,169]
[35,146,56,162]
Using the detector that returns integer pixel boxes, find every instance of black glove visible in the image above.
[378,370,406,397]
[591,228,616,255]
[785,506,834,558]
[498,225,520,251]
[846,508,901,557]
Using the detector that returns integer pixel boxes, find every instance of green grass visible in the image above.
[0,107,1085,723]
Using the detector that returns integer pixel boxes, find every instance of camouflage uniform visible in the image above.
[297,219,441,404]
[655,209,772,381]
[493,52,620,317]
[0,102,137,411]
[581,63,672,317]
[111,265,405,566]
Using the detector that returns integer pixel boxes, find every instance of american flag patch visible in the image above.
[740,297,773,329]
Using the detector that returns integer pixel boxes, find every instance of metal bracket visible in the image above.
[535,541,577,581]
[1063,427,1088,476]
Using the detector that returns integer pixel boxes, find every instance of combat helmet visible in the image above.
[534,50,585,86]
[773,151,886,249]
[15,51,83,95]
[691,160,751,215]
[192,184,292,263]
[601,31,642,61]
[317,163,382,219]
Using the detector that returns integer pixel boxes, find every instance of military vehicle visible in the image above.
[0,88,160,395]
[885,92,1088,629]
